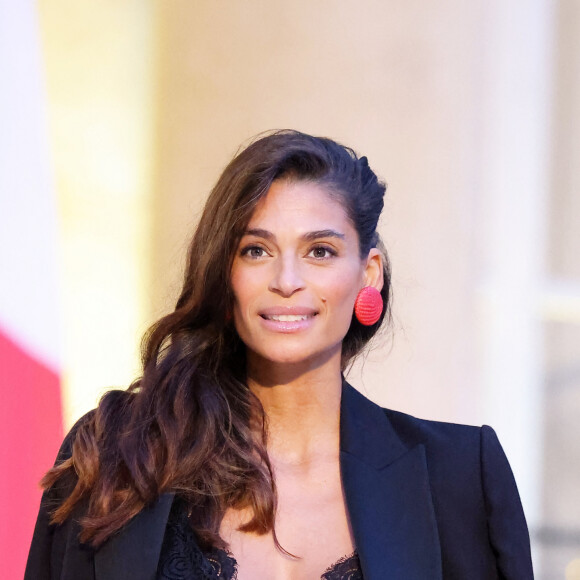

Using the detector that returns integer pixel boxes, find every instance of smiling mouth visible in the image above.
[261,314,316,322]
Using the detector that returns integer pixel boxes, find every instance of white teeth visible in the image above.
[268,314,309,322]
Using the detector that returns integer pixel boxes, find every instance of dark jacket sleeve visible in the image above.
[25,486,57,580]
[480,425,534,579]
[24,412,96,580]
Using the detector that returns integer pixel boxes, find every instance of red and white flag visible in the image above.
[0,2,63,577]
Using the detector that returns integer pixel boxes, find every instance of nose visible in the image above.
[268,253,305,297]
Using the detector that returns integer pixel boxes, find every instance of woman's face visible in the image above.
[230,179,383,371]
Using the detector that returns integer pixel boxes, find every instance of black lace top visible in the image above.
[157,500,363,580]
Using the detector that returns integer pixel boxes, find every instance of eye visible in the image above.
[308,245,337,259]
[240,245,267,259]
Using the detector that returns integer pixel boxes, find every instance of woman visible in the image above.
[26,130,534,580]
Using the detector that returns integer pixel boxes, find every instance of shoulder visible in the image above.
[57,409,97,460]
[381,407,510,484]
[379,407,486,490]
[382,409,532,577]
[25,410,98,580]
[341,381,489,473]
[382,406,492,457]
[381,406,512,473]
[343,381,502,467]
[56,388,134,462]
[383,406,482,443]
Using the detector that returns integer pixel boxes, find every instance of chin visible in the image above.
[248,341,342,370]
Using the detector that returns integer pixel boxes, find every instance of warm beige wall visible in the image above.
[150,0,485,423]
[38,0,157,426]
[550,0,580,281]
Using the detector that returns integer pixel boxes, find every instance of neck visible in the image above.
[247,352,343,465]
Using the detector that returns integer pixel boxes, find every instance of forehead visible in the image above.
[247,179,354,233]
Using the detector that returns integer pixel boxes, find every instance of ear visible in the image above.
[362,248,384,291]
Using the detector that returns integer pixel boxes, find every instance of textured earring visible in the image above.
[354,287,383,326]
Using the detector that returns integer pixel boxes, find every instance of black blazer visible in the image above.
[25,381,534,580]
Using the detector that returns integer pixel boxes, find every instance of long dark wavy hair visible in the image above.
[42,130,391,549]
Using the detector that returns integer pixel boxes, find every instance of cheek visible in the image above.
[230,264,261,319]
[319,270,362,316]
[230,272,252,343]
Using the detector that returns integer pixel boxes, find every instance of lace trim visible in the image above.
[321,550,363,580]
[158,500,362,580]
[205,548,238,580]
[157,500,231,580]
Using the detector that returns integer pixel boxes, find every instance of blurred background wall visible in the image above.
[1,1,579,578]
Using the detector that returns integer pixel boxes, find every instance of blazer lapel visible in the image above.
[94,492,174,580]
[340,381,442,580]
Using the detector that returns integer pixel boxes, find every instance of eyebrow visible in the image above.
[244,228,346,242]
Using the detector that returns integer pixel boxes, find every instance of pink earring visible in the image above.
[354,287,383,326]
